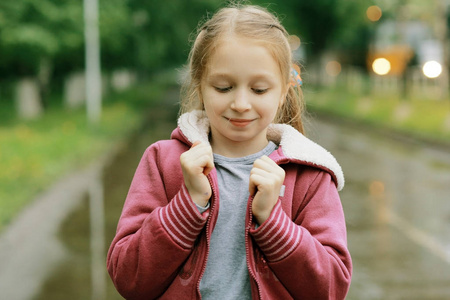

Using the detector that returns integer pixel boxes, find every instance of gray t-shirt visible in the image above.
[199,142,277,299]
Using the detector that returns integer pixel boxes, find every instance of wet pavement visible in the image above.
[30,99,179,300]
[1,91,449,299]
[308,115,450,299]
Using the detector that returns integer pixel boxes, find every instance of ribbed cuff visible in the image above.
[195,202,210,214]
[250,200,302,262]
[159,184,208,249]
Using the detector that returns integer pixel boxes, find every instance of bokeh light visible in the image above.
[326,61,342,77]
[372,58,391,75]
[367,5,382,22]
[288,35,301,51]
[369,181,385,196]
[422,61,442,78]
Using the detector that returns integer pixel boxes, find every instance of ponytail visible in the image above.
[276,83,305,134]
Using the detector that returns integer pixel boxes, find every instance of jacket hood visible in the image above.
[171,110,344,191]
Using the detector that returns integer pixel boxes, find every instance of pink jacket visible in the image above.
[107,111,352,299]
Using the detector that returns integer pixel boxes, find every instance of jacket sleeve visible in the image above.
[250,170,352,300]
[107,143,208,299]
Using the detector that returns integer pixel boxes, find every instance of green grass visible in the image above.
[306,85,450,144]
[0,81,167,232]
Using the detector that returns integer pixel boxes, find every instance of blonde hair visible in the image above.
[180,4,305,133]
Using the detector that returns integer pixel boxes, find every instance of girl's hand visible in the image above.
[180,141,214,207]
[249,156,285,224]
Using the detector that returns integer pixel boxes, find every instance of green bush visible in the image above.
[306,85,450,143]
[0,82,165,231]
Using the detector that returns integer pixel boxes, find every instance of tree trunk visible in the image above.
[37,57,53,109]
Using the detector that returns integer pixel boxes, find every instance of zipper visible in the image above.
[245,195,263,300]
[196,173,219,299]
[194,156,286,299]
[246,155,288,299]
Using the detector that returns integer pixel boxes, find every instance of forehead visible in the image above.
[205,35,282,80]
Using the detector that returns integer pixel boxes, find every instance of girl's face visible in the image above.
[200,36,288,157]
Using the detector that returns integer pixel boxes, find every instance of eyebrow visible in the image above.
[207,73,228,80]
[207,72,277,83]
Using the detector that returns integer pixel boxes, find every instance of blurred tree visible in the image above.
[0,1,84,75]
[252,0,373,67]
[97,0,134,72]
[332,1,376,68]
[0,0,141,109]
[126,0,222,77]
[53,0,135,81]
[0,0,223,88]
[0,0,83,106]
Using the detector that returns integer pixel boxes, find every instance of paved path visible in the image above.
[308,116,450,299]
[0,141,123,300]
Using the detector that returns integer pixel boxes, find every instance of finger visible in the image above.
[191,140,202,148]
[249,179,257,196]
[249,172,272,188]
[253,157,285,179]
[250,167,271,179]
[203,157,214,176]
[184,142,211,159]
[193,142,212,155]
[249,169,274,192]
[251,164,281,181]
[185,143,214,175]
[253,156,276,170]
[200,143,214,175]
[250,170,283,198]
[181,153,209,172]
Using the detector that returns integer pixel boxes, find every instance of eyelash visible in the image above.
[214,86,232,93]
[253,88,268,95]
[214,86,268,94]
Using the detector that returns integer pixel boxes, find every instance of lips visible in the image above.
[227,118,254,127]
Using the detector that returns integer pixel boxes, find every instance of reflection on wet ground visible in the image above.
[308,116,450,299]
[31,97,179,300]
[1,89,449,299]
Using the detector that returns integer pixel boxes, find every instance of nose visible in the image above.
[230,89,251,112]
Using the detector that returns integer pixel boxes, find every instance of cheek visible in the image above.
[204,90,228,111]
[200,88,213,109]
[261,95,283,115]
[203,97,225,119]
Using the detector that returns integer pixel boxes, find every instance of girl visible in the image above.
[107,4,352,300]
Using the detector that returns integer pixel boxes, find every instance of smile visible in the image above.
[227,118,254,127]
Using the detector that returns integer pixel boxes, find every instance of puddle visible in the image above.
[32,99,178,299]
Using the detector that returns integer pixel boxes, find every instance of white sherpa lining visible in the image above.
[178,110,210,144]
[178,110,344,191]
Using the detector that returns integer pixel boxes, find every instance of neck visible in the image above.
[210,137,270,158]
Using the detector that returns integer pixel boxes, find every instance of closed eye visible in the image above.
[214,86,232,93]
[252,88,268,95]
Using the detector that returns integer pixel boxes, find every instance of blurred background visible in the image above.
[0,0,450,299]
